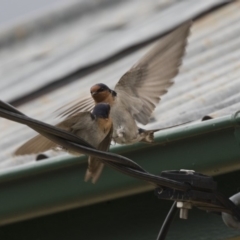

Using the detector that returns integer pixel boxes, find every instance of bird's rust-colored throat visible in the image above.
[97,118,112,134]
[92,91,115,106]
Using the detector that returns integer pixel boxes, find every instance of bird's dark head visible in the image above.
[91,103,111,119]
[90,83,116,103]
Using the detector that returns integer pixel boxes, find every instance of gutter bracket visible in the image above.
[155,170,240,222]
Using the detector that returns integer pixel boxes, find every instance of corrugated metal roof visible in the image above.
[0,0,237,169]
[0,0,227,102]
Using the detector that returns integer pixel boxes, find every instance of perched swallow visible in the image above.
[15,103,113,183]
[57,21,191,144]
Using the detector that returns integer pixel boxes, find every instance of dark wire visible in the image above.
[156,201,178,240]
[0,100,190,191]
[1,100,240,227]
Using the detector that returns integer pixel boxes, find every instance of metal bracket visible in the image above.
[155,170,231,220]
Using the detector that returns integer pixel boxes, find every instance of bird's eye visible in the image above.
[98,88,104,92]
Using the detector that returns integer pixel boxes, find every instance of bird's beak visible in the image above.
[91,92,97,96]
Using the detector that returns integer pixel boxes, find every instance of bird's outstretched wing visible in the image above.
[14,112,92,155]
[55,21,191,123]
[115,21,191,125]
[56,95,95,118]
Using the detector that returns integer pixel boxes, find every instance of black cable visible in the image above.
[0,108,144,171]
[0,101,190,191]
[156,201,178,240]
[1,100,240,230]
[0,101,146,171]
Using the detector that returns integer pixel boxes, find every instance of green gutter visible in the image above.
[0,112,240,225]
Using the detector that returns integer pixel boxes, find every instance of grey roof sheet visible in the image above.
[0,0,238,170]
[0,0,226,102]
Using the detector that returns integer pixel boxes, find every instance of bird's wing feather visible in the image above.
[115,21,191,125]
[14,112,92,155]
[14,135,57,155]
[56,95,95,118]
